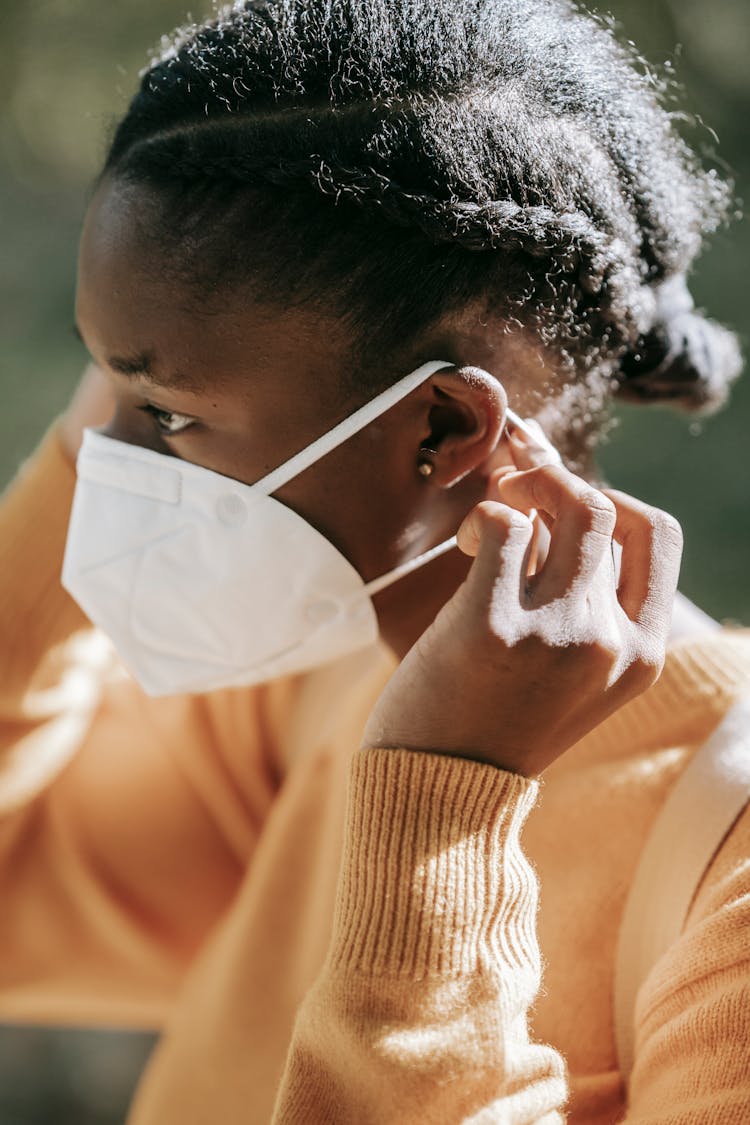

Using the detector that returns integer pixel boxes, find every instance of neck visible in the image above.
[373,545,473,660]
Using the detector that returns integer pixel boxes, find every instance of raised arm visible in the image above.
[269,429,683,1122]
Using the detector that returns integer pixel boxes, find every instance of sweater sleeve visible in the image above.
[0,425,280,1027]
[271,746,569,1124]
[623,799,750,1123]
[0,424,100,809]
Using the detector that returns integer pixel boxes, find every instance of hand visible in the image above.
[58,363,115,462]
[362,428,683,777]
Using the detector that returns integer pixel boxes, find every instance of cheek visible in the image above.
[274,440,430,583]
[107,401,299,486]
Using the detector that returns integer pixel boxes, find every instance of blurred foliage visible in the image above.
[0,0,748,1121]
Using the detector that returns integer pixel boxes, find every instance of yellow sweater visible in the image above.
[1,425,749,1124]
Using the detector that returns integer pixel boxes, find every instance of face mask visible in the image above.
[61,359,560,696]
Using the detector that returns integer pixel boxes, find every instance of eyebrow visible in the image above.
[73,322,209,392]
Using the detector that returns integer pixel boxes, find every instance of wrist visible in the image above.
[332,747,540,975]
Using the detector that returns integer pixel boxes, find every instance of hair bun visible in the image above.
[615,275,742,412]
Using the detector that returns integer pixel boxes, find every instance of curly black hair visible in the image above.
[97,0,742,462]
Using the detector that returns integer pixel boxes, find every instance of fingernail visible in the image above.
[514,427,546,452]
[508,430,551,471]
[511,426,562,468]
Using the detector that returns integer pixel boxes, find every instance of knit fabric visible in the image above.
[1,423,749,1123]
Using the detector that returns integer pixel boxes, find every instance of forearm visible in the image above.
[272,747,568,1123]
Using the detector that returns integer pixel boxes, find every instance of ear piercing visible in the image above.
[417,449,438,478]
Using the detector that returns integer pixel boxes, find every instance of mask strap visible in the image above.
[362,534,460,597]
[360,408,562,598]
[254,359,454,495]
[253,350,563,596]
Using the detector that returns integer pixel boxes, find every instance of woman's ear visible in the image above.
[419,366,508,487]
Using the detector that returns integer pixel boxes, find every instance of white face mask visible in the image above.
[61,359,560,696]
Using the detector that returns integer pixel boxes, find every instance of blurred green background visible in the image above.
[0,0,748,1121]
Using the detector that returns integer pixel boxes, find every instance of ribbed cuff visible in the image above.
[328,747,540,979]
[0,420,88,687]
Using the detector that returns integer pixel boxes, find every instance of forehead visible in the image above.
[74,176,354,401]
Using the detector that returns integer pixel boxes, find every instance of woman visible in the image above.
[1,0,748,1121]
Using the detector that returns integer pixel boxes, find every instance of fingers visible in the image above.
[496,464,617,603]
[601,488,683,633]
[457,501,535,613]
[462,419,681,645]
[504,423,556,573]
[507,422,561,471]
[485,464,550,579]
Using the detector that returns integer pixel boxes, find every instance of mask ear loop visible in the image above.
[362,407,562,598]
[503,410,562,462]
[253,359,455,496]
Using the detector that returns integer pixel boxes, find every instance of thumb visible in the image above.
[457,500,534,609]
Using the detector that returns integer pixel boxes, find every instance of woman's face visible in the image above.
[74,177,565,656]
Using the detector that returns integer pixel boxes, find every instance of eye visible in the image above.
[138,404,197,435]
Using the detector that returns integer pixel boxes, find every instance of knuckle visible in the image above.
[504,506,534,531]
[492,504,533,536]
[630,641,666,688]
[637,505,683,543]
[611,658,655,700]
[522,463,565,489]
[498,463,556,499]
[576,489,617,534]
[473,501,533,544]
[539,463,568,488]
[588,641,621,678]
[638,652,666,688]
[651,509,684,549]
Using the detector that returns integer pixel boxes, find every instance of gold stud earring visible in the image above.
[417,450,437,478]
